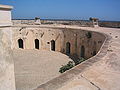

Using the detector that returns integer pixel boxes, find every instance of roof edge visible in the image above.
[0,4,13,10]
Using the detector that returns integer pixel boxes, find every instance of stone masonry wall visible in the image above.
[12,26,105,59]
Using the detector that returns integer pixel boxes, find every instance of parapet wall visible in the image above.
[99,21,120,28]
[0,5,15,90]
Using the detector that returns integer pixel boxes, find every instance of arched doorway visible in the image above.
[35,39,39,49]
[18,39,24,49]
[51,40,55,51]
[81,45,85,58]
[66,42,71,55]
[93,51,96,56]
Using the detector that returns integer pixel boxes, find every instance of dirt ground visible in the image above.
[13,50,72,90]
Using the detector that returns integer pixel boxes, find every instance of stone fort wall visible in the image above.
[12,26,105,59]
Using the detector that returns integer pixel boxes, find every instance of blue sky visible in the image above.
[1,0,120,21]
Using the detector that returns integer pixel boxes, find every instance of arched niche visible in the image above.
[81,45,85,58]
[66,42,71,56]
[18,39,24,49]
[35,39,39,49]
[51,40,55,51]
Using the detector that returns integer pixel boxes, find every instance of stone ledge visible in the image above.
[0,4,13,10]
[0,23,12,27]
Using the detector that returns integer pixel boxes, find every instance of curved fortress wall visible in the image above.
[0,5,15,90]
[12,26,105,59]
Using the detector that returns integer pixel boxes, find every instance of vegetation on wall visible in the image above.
[59,58,86,73]
[59,61,75,73]
[75,57,86,65]
[86,32,92,38]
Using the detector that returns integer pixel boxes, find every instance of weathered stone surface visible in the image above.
[12,25,105,60]
[13,50,72,90]
[0,5,15,90]
[0,28,15,90]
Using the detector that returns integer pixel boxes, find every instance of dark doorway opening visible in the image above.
[81,45,85,58]
[66,42,71,56]
[51,40,55,51]
[35,39,39,49]
[93,41,97,56]
[93,51,96,56]
[18,39,24,49]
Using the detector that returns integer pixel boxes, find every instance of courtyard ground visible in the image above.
[13,50,72,90]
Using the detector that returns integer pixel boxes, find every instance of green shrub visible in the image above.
[75,57,86,65]
[59,58,86,73]
[59,61,75,73]
[86,32,92,38]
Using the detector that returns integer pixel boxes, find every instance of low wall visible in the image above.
[12,20,35,25]
[99,21,120,28]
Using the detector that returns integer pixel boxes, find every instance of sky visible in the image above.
[0,0,120,21]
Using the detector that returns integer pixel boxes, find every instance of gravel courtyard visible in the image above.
[13,50,72,90]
